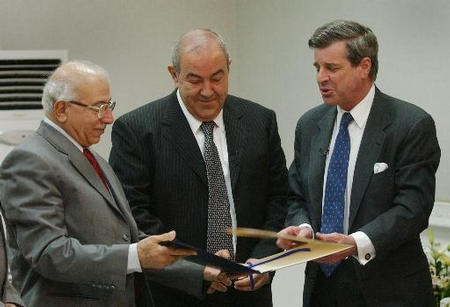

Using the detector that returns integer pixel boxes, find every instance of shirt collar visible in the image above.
[43,116,84,152]
[176,89,224,133]
[337,83,375,129]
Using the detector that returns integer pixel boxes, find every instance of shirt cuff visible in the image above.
[127,243,142,274]
[298,223,315,239]
[350,231,376,265]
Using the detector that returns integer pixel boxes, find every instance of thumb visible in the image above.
[154,230,176,243]
[215,249,231,259]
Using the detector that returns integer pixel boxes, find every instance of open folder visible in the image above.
[162,227,352,274]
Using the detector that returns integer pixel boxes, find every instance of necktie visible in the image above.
[83,148,109,189]
[320,112,353,277]
[200,122,233,257]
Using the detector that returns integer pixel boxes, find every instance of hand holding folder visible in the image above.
[160,227,352,274]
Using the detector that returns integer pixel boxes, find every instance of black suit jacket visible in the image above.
[109,91,288,306]
[286,88,440,307]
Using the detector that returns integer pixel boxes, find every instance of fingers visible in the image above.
[279,226,301,236]
[203,266,221,281]
[215,249,231,259]
[277,226,313,249]
[208,280,228,293]
[234,273,269,291]
[217,272,232,286]
[205,268,231,294]
[152,230,176,243]
[298,227,313,238]
[233,275,251,290]
[276,238,294,249]
[137,231,196,269]
[166,247,197,256]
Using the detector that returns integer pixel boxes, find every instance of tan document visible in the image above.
[228,227,353,273]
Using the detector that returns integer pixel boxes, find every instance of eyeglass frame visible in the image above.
[65,100,116,119]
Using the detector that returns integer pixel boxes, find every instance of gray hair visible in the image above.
[309,20,378,81]
[171,29,230,74]
[42,60,109,112]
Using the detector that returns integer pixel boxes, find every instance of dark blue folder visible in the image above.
[160,239,260,275]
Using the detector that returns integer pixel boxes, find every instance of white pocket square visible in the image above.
[374,162,388,174]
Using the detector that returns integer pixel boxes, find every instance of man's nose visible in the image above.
[100,109,114,124]
[200,81,214,97]
[317,68,330,84]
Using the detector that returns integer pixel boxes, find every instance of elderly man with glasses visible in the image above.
[0,60,196,307]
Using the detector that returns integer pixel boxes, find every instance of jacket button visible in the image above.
[365,253,371,260]
[122,234,130,241]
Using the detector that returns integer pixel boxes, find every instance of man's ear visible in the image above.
[167,65,179,87]
[359,57,372,79]
[53,100,68,123]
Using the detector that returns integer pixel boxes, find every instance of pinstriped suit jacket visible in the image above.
[110,91,288,306]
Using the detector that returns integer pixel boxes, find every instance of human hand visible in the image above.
[137,230,196,269]
[5,303,18,307]
[314,232,357,264]
[234,258,270,291]
[204,249,232,294]
[276,226,313,250]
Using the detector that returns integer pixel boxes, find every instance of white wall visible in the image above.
[235,2,450,305]
[0,0,239,157]
[1,1,449,306]
[235,0,450,201]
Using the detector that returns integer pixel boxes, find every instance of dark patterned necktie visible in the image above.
[83,148,109,189]
[320,112,353,277]
[200,122,233,257]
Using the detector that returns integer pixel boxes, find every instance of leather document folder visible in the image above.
[161,227,352,274]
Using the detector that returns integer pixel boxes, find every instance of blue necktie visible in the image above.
[320,112,353,277]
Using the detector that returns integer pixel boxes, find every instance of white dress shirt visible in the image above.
[44,117,141,273]
[177,90,237,255]
[301,84,377,265]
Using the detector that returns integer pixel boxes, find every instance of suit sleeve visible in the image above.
[0,150,130,290]
[109,117,164,235]
[0,219,24,306]
[250,110,288,259]
[360,114,440,260]
[2,280,23,306]
[285,119,312,228]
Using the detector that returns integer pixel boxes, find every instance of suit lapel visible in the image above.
[37,122,123,217]
[223,98,248,189]
[96,156,139,237]
[161,92,207,186]
[308,108,336,230]
[349,89,391,229]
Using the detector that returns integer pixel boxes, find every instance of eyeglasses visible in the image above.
[66,100,116,119]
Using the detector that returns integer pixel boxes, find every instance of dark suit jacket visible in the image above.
[286,88,440,307]
[109,91,288,306]
[0,215,23,306]
[0,122,152,307]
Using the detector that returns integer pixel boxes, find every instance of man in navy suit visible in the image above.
[278,20,440,306]
[110,29,288,306]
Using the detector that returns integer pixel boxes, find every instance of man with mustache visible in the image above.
[0,60,195,306]
[109,29,288,306]
[278,20,440,306]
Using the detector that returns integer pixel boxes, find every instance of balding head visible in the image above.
[168,29,230,122]
[171,29,230,74]
[42,60,109,114]
[42,60,112,147]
